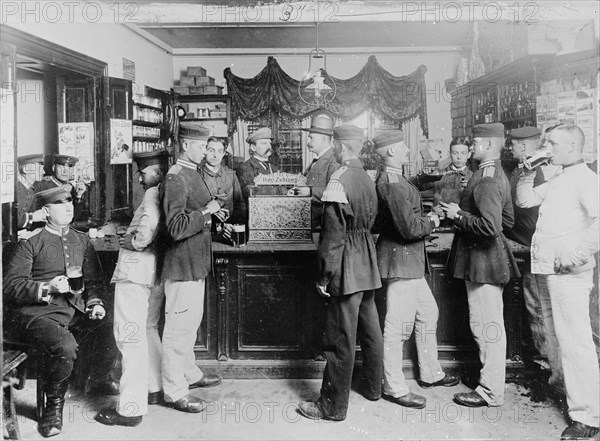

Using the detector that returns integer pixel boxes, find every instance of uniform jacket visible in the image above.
[504,165,544,247]
[16,177,38,229]
[236,156,279,200]
[317,159,381,296]
[199,163,247,224]
[375,166,435,280]
[446,159,520,284]
[305,148,340,229]
[3,226,106,330]
[111,185,164,287]
[432,164,474,206]
[161,159,212,282]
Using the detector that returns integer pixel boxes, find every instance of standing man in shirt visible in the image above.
[3,185,118,437]
[441,122,520,408]
[504,126,561,390]
[516,123,598,440]
[373,131,459,409]
[297,125,383,421]
[236,127,279,200]
[95,150,169,427]
[14,154,47,231]
[160,122,223,414]
[301,110,340,230]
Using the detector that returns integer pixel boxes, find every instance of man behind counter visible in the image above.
[236,127,279,200]
[14,154,47,231]
[432,137,474,207]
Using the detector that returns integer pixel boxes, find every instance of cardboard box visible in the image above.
[187,66,207,77]
[189,86,205,95]
[173,86,190,95]
[180,76,195,86]
[203,85,220,94]
[195,76,214,85]
[210,110,226,118]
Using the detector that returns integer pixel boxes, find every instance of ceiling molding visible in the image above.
[172,46,465,57]
[120,23,174,54]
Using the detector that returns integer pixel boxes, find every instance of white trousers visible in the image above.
[465,281,506,406]
[113,281,164,417]
[383,278,445,398]
[162,279,205,403]
[541,271,599,428]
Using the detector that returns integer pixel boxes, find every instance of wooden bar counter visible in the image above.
[93,232,530,379]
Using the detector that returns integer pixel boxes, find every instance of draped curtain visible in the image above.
[224,55,429,138]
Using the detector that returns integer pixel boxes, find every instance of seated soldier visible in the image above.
[3,185,118,438]
[199,136,247,242]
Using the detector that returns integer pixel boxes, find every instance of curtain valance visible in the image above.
[224,55,429,137]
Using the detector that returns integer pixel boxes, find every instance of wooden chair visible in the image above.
[3,349,28,440]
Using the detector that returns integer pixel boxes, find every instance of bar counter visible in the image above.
[92,231,531,378]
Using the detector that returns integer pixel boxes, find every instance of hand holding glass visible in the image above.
[66,265,84,295]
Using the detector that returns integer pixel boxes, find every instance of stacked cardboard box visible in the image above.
[174,66,223,95]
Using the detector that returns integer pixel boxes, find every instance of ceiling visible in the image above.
[140,21,472,50]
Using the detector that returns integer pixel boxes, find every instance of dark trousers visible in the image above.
[22,310,117,385]
[318,290,383,420]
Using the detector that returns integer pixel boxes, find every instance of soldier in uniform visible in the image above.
[95,150,170,427]
[14,154,47,231]
[160,122,223,414]
[199,136,246,240]
[373,131,459,410]
[3,185,118,438]
[441,122,520,408]
[516,123,599,440]
[504,126,561,389]
[432,137,474,206]
[300,110,340,230]
[33,154,87,221]
[297,125,383,421]
[236,127,279,200]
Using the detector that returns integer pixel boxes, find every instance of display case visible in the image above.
[132,92,164,153]
[176,94,231,138]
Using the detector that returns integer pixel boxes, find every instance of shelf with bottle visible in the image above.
[133,125,161,138]
[472,89,498,125]
[133,93,162,109]
[133,139,165,154]
[498,82,536,122]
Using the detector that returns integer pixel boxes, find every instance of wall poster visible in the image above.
[58,122,95,182]
[110,119,133,165]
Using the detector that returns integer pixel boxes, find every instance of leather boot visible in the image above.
[39,380,69,438]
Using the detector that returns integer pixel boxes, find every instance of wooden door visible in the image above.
[1,42,17,246]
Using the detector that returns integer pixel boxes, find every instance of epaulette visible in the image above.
[482,166,496,178]
[70,227,85,235]
[322,178,348,204]
[42,176,53,181]
[329,166,348,181]
[19,228,43,241]
[167,164,182,175]
[387,173,401,184]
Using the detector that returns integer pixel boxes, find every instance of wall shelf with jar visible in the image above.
[132,92,165,153]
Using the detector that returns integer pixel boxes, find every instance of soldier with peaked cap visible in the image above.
[300,110,340,230]
[14,154,47,231]
[236,127,279,200]
[441,122,520,408]
[298,125,383,422]
[3,184,119,437]
[96,149,170,427]
[372,130,460,410]
[505,126,562,391]
[159,122,222,414]
[33,154,87,220]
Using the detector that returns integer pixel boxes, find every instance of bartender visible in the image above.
[432,137,474,206]
[236,127,279,200]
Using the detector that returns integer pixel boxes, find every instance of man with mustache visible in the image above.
[236,127,279,200]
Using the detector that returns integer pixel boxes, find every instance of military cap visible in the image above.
[333,125,364,141]
[179,122,210,140]
[472,123,505,138]
[17,154,44,165]
[133,149,169,170]
[36,184,73,205]
[510,126,541,140]
[373,130,405,149]
[246,127,272,144]
[301,110,334,136]
[53,154,79,166]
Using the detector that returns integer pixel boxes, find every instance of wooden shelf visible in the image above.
[133,135,160,141]
[182,117,227,122]
[132,120,161,127]
[133,102,162,111]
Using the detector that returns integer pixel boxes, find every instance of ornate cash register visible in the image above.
[247,172,312,243]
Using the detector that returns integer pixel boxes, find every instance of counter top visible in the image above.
[92,231,529,255]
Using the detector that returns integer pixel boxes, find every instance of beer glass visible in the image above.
[523,147,553,170]
[232,224,247,247]
[66,265,84,295]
